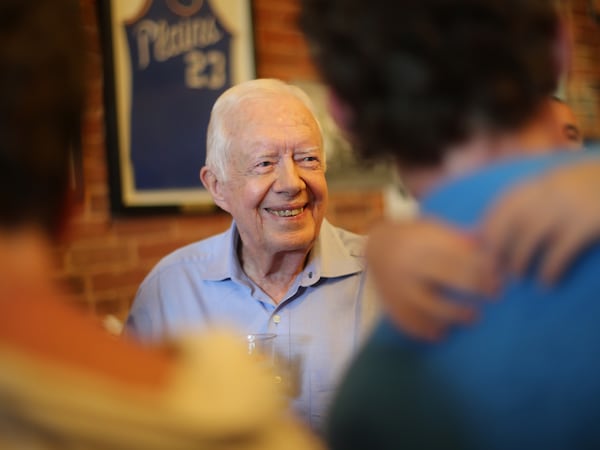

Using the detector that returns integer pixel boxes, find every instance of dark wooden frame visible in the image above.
[98,0,256,215]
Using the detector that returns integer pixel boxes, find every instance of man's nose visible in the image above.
[274,159,305,194]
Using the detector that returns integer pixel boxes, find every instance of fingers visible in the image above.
[405,283,477,323]
[379,279,478,342]
[378,219,498,297]
[482,182,539,265]
[539,230,582,284]
[505,208,560,276]
[368,218,491,341]
[540,222,600,284]
[482,178,560,278]
[483,159,600,283]
[417,246,498,298]
[385,299,446,342]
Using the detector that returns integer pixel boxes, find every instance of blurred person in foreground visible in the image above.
[126,78,380,431]
[301,0,600,448]
[367,93,593,342]
[0,1,320,449]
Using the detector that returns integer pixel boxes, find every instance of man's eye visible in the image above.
[299,156,319,163]
[257,161,273,167]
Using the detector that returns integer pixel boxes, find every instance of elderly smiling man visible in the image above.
[126,78,379,430]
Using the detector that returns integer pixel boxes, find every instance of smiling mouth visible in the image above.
[265,207,305,217]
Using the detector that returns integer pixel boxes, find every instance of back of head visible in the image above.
[205,78,322,180]
[300,0,560,169]
[0,0,84,238]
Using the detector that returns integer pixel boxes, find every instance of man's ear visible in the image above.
[200,166,230,212]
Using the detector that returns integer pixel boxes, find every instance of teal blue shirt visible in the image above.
[328,151,600,450]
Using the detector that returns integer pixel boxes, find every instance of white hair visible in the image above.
[205,78,324,180]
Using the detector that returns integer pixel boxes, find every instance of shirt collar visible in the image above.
[199,219,365,284]
[196,221,240,281]
[302,219,365,285]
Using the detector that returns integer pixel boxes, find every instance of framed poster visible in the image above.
[99,0,256,214]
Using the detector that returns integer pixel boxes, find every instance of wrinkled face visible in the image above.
[213,94,328,258]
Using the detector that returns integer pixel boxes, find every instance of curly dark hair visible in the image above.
[0,0,84,237]
[300,0,560,168]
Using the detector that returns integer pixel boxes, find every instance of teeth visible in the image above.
[268,207,304,217]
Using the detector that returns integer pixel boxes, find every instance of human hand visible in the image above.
[367,219,498,341]
[482,159,600,284]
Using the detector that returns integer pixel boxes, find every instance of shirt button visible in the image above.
[308,272,313,278]
[273,315,281,324]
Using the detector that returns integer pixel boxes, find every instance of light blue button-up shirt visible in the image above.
[126,218,379,430]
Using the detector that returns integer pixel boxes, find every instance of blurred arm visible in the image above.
[367,218,498,341]
[482,158,600,283]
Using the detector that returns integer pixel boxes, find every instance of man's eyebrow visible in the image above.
[295,146,321,153]
[254,151,279,159]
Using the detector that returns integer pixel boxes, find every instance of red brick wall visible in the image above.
[254,0,317,80]
[563,0,600,138]
[63,0,600,321]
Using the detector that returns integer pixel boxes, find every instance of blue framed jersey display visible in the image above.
[100,0,255,214]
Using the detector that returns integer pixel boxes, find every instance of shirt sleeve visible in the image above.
[124,272,162,342]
